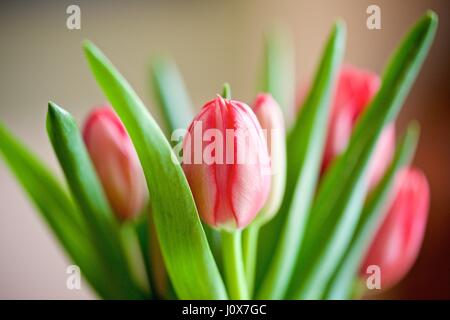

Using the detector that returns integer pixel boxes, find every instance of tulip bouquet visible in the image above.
[0,11,437,300]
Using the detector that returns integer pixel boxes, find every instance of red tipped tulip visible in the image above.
[251,93,286,224]
[83,106,147,220]
[360,167,430,290]
[182,96,271,230]
[321,65,395,189]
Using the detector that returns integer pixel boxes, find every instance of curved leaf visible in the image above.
[256,21,346,299]
[150,56,194,137]
[287,11,438,299]
[47,103,144,299]
[323,123,419,299]
[0,123,117,299]
[83,41,227,300]
[258,27,295,121]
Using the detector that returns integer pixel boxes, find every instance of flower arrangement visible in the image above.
[0,11,437,299]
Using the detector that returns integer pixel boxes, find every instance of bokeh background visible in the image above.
[0,0,448,299]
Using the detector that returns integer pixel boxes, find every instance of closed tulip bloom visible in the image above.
[322,65,395,189]
[83,107,147,220]
[360,167,430,290]
[251,93,286,224]
[182,96,271,230]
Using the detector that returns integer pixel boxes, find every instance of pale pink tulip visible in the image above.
[182,96,271,230]
[321,65,396,189]
[83,107,147,220]
[360,167,430,290]
[251,93,286,224]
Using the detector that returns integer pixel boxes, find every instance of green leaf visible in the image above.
[151,58,223,275]
[258,26,295,121]
[323,123,419,299]
[287,11,438,299]
[256,21,346,299]
[0,123,117,299]
[46,102,144,299]
[150,56,194,137]
[83,40,228,299]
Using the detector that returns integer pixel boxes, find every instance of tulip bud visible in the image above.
[322,65,396,189]
[251,93,286,224]
[182,96,271,230]
[83,106,147,220]
[360,167,430,290]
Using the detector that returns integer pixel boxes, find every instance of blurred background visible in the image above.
[0,0,448,299]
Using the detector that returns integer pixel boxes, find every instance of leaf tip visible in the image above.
[82,40,104,66]
[151,54,170,67]
[47,101,63,117]
[328,19,347,57]
[332,19,347,39]
[46,101,72,131]
[82,39,95,53]
[425,10,438,25]
[416,10,438,42]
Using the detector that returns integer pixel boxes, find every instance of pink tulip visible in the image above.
[360,167,430,290]
[83,106,147,220]
[182,96,271,230]
[321,65,396,189]
[251,93,286,224]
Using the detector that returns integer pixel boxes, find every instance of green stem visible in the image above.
[120,221,151,297]
[222,83,231,99]
[221,230,249,299]
[242,224,260,297]
[149,211,169,299]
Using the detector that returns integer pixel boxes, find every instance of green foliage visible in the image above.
[84,41,227,300]
[0,11,437,300]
